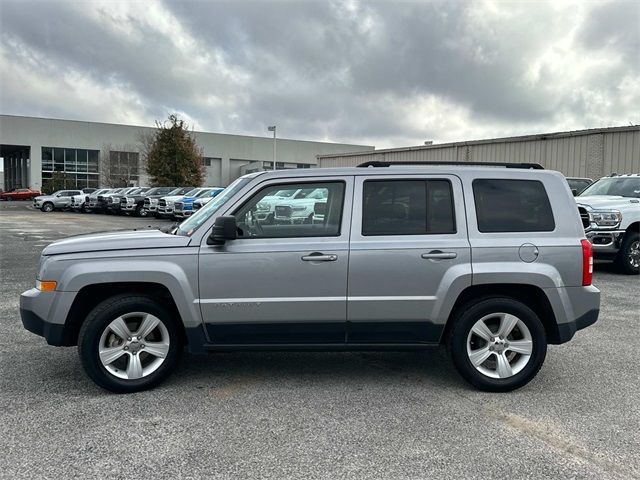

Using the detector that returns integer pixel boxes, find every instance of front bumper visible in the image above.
[121,203,137,212]
[20,288,75,346]
[585,229,625,256]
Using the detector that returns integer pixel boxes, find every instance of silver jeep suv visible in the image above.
[20,162,600,393]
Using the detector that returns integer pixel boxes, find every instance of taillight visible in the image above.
[581,239,593,286]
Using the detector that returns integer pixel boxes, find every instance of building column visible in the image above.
[586,134,604,180]
[30,144,42,191]
[21,152,29,188]
[220,157,231,186]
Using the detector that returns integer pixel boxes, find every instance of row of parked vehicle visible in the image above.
[29,184,337,225]
[31,186,225,220]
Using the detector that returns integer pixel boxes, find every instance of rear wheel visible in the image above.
[614,232,640,275]
[78,295,182,393]
[41,202,54,212]
[448,297,547,392]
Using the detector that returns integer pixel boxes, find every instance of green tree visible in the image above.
[145,114,205,187]
[42,171,73,194]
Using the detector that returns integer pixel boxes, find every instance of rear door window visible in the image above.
[362,179,456,236]
[473,179,555,232]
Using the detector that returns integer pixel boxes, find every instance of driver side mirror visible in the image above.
[207,216,237,245]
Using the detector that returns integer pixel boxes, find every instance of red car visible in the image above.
[0,188,42,201]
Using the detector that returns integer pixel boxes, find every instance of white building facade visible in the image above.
[0,115,373,191]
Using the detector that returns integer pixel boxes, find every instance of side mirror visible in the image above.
[571,189,578,196]
[207,216,237,245]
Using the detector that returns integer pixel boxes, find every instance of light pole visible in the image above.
[268,125,276,170]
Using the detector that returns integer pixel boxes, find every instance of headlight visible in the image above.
[166,201,174,206]
[256,202,269,210]
[591,210,622,227]
[150,198,158,205]
[127,197,135,203]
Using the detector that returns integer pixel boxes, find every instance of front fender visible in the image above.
[50,250,201,328]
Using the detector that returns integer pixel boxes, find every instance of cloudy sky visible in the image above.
[0,0,638,148]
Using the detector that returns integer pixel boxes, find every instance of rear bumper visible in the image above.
[551,285,600,344]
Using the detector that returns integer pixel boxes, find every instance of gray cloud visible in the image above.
[1,0,638,147]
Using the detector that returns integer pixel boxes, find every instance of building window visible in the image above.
[107,151,139,185]
[297,163,311,169]
[41,146,100,190]
[202,157,211,167]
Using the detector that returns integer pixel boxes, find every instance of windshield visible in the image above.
[195,189,213,198]
[176,177,252,236]
[579,177,640,198]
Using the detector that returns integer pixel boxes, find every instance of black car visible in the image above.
[142,187,190,216]
[104,187,146,214]
[121,186,176,217]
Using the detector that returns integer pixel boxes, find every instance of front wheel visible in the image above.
[78,295,182,393]
[41,202,54,212]
[136,204,147,217]
[448,297,547,392]
[614,232,640,275]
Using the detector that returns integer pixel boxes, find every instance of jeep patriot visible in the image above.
[20,162,600,393]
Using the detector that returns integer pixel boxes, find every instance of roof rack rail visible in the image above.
[357,161,544,169]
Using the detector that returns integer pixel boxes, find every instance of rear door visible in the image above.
[347,174,472,344]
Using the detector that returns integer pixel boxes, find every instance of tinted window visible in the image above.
[362,180,455,236]
[473,179,554,232]
[234,182,345,238]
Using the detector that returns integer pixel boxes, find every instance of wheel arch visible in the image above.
[64,282,189,347]
[440,283,561,345]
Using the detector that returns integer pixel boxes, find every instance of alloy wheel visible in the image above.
[466,312,533,379]
[98,312,170,380]
[628,240,640,268]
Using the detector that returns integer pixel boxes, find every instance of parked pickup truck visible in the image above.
[273,187,328,224]
[141,187,180,216]
[1,188,42,201]
[105,187,145,214]
[576,173,640,274]
[21,162,599,394]
[156,187,200,218]
[120,187,169,217]
[71,188,111,213]
[33,190,83,212]
[174,188,224,219]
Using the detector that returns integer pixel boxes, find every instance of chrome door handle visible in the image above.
[301,253,338,262]
[421,251,457,260]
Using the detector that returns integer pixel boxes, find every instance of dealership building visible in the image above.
[318,125,640,178]
[2,115,638,192]
[0,115,373,191]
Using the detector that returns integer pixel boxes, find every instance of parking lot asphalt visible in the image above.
[1,201,639,479]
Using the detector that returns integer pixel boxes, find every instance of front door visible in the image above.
[198,177,353,344]
[347,174,472,344]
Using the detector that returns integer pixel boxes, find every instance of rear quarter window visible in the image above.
[473,179,555,233]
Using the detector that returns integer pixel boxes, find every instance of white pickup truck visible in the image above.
[576,174,640,274]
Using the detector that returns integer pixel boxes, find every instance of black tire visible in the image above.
[78,294,182,393]
[81,204,88,213]
[41,202,54,212]
[614,231,640,275]
[448,297,547,392]
[136,203,147,217]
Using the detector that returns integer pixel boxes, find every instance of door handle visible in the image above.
[301,252,338,262]
[421,251,457,260]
